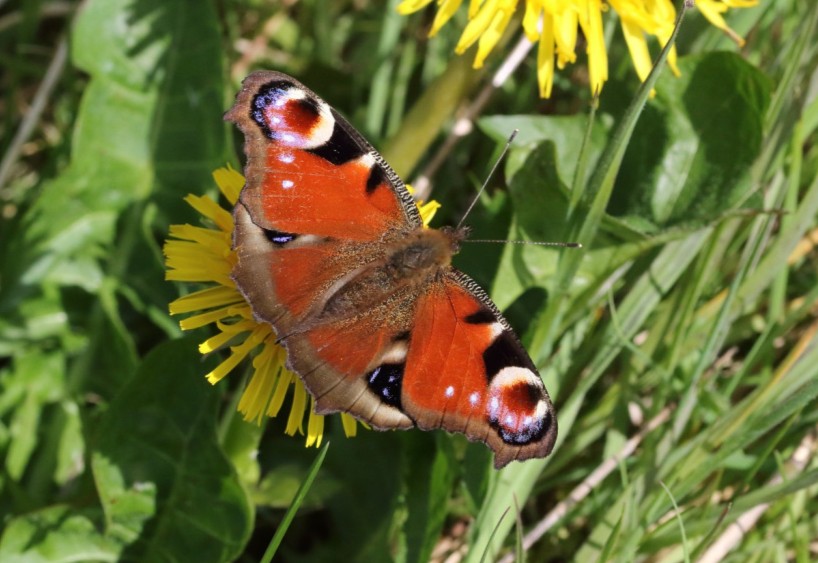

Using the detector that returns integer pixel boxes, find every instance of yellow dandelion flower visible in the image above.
[695,0,756,46]
[164,166,440,448]
[397,0,757,97]
[406,183,442,226]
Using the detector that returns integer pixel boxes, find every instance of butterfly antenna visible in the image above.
[456,129,519,230]
[456,129,582,249]
[464,239,582,248]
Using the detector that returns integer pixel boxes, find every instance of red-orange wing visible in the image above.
[226,71,420,241]
[400,272,557,468]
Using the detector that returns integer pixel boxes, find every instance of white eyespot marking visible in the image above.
[489,396,500,416]
[282,179,294,189]
[534,400,549,419]
[469,392,480,406]
[263,88,334,149]
[286,88,307,101]
[445,386,455,398]
[379,341,408,365]
[491,366,544,390]
[297,99,334,149]
[279,153,295,164]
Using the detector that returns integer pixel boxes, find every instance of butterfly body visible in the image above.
[226,71,557,468]
[315,226,464,324]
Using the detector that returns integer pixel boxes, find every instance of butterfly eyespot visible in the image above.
[367,363,404,409]
[251,81,333,149]
[487,367,551,446]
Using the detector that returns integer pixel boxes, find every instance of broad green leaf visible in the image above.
[491,142,575,310]
[253,458,341,509]
[91,338,252,563]
[610,52,771,231]
[0,0,227,370]
[0,506,122,562]
[249,416,343,510]
[7,0,225,290]
[3,350,64,481]
[53,400,86,486]
[478,112,613,188]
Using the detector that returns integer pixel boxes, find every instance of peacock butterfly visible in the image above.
[225,71,557,468]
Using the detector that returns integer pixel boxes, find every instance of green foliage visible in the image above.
[2,1,817,562]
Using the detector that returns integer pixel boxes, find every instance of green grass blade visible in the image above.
[260,441,331,563]
[531,2,694,357]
